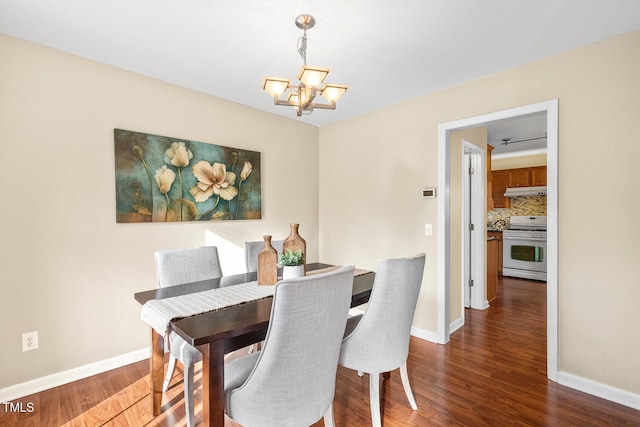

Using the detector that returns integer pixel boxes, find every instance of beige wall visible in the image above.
[320,30,640,395]
[0,34,319,388]
[319,104,439,333]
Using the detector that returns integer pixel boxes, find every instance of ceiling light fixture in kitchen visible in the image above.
[262,14,348,117]
[501,133,547,146]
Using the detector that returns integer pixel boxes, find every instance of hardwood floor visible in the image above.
[2,277,639,426]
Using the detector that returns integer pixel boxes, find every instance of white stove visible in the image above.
[503,216,547,281]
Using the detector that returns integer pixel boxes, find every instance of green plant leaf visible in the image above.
[279,249,304,266]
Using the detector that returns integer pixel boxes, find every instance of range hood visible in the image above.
[504,186,547,197]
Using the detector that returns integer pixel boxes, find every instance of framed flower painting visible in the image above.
[114,129,261,223]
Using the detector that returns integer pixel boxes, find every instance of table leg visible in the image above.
[200,340,225,427]
[150,328,164,416]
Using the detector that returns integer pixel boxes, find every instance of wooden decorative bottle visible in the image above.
[257,235,278,286]
[282,223,307,273]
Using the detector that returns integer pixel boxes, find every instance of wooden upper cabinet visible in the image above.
[506,166,547,187]
[490,166,547,210]
[507,169,531,187]
[530,166,547,186]
[491,170,509,208]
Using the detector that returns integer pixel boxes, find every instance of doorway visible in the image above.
[437,99,559,382]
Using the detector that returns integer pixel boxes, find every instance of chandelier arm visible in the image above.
[274,99,298,107]
[310,102,337,110]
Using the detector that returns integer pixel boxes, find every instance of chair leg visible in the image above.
[184,364,195,427]
[400,362,418,410]
[323,402,335,427]
[163,355,177,392]
[368,372,382,427]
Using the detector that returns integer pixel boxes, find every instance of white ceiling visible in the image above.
[488,113,548,157]
[1,0,639,138]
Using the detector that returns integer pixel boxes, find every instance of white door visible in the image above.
[463,141,487,311]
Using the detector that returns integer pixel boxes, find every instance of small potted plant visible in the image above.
[279,249,305,279]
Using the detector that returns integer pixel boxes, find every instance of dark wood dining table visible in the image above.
[134,262,375,427]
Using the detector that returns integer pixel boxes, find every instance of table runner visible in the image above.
[140,267,373,336]
[141,281,275,336]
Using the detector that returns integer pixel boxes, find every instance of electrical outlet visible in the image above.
[22,331,38,352]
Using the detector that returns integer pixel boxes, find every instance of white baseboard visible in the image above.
[449,317,465,334]
[475,299,490,310]
[410,326,440,344]
[558,371,640,411]
[0,348,149,403]
[410,319,463,343]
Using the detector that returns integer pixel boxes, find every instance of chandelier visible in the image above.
[262,14,348,117]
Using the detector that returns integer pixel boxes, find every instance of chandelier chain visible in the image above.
[297,31,308,65]
[298,30,307,65]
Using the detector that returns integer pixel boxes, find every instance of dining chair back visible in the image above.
[224,265,355,427]
[154,245,223,427]
[245,239,284,273]
[339,254,426,427]
[155,245,223,287]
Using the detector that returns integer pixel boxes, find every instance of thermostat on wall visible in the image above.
[422,188,436,198]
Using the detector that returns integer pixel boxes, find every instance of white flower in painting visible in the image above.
[164,142,193,167]
[189,161,238,202]
[154,165,176,194]
[240,161,252,182]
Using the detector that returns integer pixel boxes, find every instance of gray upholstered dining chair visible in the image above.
[244,239,284,273]
[154,245,223,427]
[224,265,355,427]
[338,254,426,427]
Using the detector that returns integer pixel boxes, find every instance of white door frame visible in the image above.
[437,99,559,382]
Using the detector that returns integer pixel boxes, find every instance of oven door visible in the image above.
[502,235,547,281]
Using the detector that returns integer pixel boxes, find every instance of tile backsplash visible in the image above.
[488,196,546,227]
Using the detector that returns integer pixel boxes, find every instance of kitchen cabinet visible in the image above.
[507,169,531,187]
[506,166,547,188]
[487,237,499,301]
[490,166,547,209]
[487,231,503,275]
[531,166,547,186]
[491,170,509,208]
